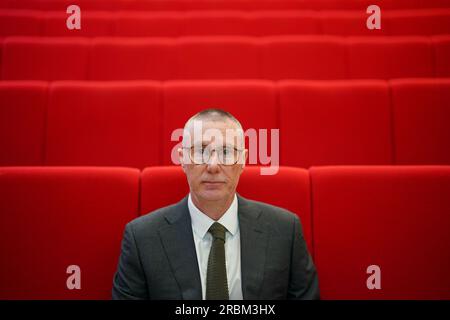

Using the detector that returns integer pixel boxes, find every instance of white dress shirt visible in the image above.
[188,193,243,300]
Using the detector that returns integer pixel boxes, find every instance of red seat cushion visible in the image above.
[433,35,450,77]
[176,36,260,79]
[0,167,139,299]
[279,80,392,167]
[45,81,162,168]
[348,36,434,79]
[391,78,450,164]
[90,38,177,80]
[1,37,89,80]
[261,36,347,80]
[0,10,42,37]
[0,81,47,165]
[311,165,450,299]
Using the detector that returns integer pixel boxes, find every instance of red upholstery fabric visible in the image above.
[0,81,47,166]
[43,12,113,37]
[45,81,162,168]
[1,37,89,80]
[2,9,450,37]
[311,166,450,299]
[90,38,177,80]
[2,0,450,11]
[0,167,139,299]
[279,80,393,168]
[348,37,434,79]
[433,35,450,77]
[183,11,249,36]
[115,12,183,37]
[0,10,41,37]
[391,79,450,164]
[140,166,188,214]
[387,9,450,36]
[320,11,388,36]
[247,11,321,36]
[161,80,278,165]
[140,166,314,254]
[261,36,347,80]
[1,36,444,80]
[176,37,260,79]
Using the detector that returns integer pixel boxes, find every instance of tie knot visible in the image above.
[208,222,227,242]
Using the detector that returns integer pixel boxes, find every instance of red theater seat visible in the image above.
[320,11,389,36]
[433,35,450,77]
[183,11,249,36]
[1,37,89,80]
[311,166,450,299]
[0,10,42,37]
[391,79,450,165]
[176,37,260,79]
[0,81,47,166]
[45,81,162,168]
[387,9,450,36]
[348,37,434,79]
[261,36,347,80]
[279,80,393,168]
[115,12,183,37]
[43,12,113,37]
[3,0,450,11]
[0,167,139,299]
[162,80,278,165]
[250,11,320,36]
[90,38,177,80]
[140,166,313,255]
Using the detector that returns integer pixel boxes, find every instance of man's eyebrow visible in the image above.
[193,143,237,148]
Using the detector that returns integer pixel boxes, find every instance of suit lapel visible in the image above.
[159,197,202,300]
[238,195,270,300]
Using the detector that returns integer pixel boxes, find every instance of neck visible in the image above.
[191,193,235,221]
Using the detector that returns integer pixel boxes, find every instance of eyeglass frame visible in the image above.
[182,145,245,165]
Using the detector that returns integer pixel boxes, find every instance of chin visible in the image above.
[199,189,227,202]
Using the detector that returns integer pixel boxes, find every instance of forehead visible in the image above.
[185,118,243,145]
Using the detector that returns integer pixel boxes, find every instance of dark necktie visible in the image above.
[206,222,229,300]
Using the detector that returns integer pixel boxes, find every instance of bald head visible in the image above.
[182,109,245,149]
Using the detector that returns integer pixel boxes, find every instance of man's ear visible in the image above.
[178,148,186,172]
[240,149,248,171]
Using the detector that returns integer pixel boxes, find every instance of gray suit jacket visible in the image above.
[112,194,319,300]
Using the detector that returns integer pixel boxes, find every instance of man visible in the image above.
[112,109,319,300]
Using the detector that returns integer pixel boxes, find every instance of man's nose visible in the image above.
[206,150,220,172]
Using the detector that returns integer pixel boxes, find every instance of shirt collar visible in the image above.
[188,193,239,239]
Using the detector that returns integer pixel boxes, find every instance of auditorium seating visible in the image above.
[310,166,450,299]
[2,0,450,11]
[1,0,449,301]
[1,165,449,299]
[261,36,347,80]
[0,81,47,166]
[2,9,450,37]
[1,79,450,168]
[90,38,177,80]
[390,78,450,165]
[279,80,392,168]
[1,37,89,80]
[2,36,450,80]
[0,166,140,299]
[45,81,162,168]
[348,37,434,79]
[433,35,450,77]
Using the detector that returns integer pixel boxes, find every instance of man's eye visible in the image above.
[223,148,233,155]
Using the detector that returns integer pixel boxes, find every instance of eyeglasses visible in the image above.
[183,145,244,165]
